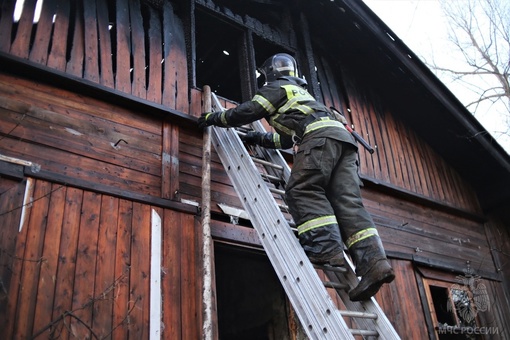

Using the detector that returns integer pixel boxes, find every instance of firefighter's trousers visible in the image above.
[286,136,387,271]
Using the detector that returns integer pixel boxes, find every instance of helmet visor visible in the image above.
[273,54,297,77]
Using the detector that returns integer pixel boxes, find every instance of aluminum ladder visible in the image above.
[209,92,401,339]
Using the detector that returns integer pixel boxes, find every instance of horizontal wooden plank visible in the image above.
[0,160,24,179]
[0,103,162,176]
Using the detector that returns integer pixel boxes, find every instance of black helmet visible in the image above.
[258,53,298,83]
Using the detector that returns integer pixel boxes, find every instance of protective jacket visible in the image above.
[215,76,356,149]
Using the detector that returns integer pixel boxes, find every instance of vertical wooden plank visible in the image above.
[13,180,52,339]
[115,0,132,93]
[82,0,100,82]
[32,184,66,338]
[50,187,83,338]
[374,107,395,183]
[112,199,133,340]
[173,18,189,113]
[421,144,441,200]
[162,122,179,200]
[129,202,151,339]
[392,118,412,191]
[429,149,445,202]
[29,0,57,64]
[69,191,101,339]
[190,88,203,117]
[46,1,71,71]
[66,1,85,77]
[9,0,37,58]
[129,0,147,98]
[385,114,405,188]
[351,98,377,179]
[444,165,465,208]
[362,105,380,178]
[437,157,457,205]
[162,1,188,110]
[359,101,377,178]
[162,209,182,339]
[0,0,16,52]
[3,177,34,340]
[364,101,385,180]
[96,0,114,88]
[93,195,119,338]
[398,123,419,193]
[0,179,25,330]
[409,131,431,197]
[181,214,199,339]
[146,6,163,103]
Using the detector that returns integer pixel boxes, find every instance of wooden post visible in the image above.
[201,86,217,339]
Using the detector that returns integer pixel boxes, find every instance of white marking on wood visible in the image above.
[150,209,162,340]
[19,177,34,232]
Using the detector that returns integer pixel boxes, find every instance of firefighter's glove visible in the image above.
[198,111,224,130]
[241,131,264,145]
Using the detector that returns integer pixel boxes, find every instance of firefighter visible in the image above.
[198,53,395,301]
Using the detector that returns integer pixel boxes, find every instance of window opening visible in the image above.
[195,10,242,102]
[214,243,291,339]
[424,277,487,340]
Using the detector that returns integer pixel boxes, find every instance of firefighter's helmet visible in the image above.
[258,53,298,83]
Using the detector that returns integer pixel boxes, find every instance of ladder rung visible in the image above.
[261,173,283,183]
[323,281,349,290]
[269,187,286,196]
[350,329,379,337]
[251,157,284,170]
[277,203,289,211]
[313,264,348,273]
[340,310,378,319]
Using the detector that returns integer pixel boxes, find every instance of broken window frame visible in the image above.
[419,269,489,340]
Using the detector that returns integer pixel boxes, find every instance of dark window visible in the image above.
[424,278,484,340]
[195,10,243,102]
[214,243,292,339]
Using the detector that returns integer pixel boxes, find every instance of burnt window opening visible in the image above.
[424,278,484,340]
[214,243,293,339]
[430,286,458,327]
[195,8,298,103]
[195,10,243,102]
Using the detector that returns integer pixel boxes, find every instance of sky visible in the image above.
[362,0,510,154]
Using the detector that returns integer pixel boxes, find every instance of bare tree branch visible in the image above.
[430,0,510,143]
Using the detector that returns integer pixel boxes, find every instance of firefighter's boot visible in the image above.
[348,233,395,301]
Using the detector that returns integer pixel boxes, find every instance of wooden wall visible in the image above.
[0,73,166,196]
[0,0,188,111]
[0,177,201,339]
